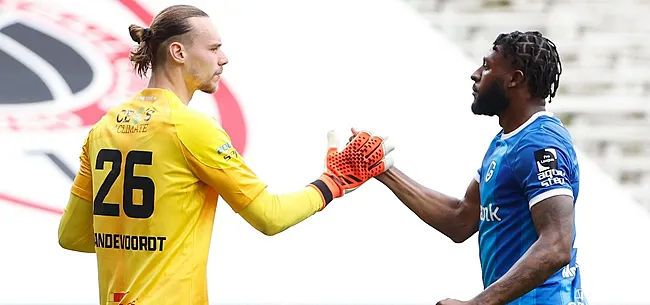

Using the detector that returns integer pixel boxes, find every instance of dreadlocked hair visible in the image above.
[493,30,562,103]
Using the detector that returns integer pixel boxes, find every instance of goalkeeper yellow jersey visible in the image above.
[70,88,267,305]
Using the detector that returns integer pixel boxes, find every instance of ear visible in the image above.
[509,70,525,88]
[168,42,186,64]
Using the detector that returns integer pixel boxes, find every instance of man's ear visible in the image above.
[509,70,525,88]
[169,42,186,64]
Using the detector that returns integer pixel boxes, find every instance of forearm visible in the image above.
[376,167,477,242]
[58,193,96,253]
[472,238,571,305]
[238,186,324,236]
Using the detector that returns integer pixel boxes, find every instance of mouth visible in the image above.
[472,86,478,96]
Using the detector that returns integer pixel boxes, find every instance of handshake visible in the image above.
[309,128,395,208]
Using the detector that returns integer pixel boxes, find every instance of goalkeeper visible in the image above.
[56,4,394,305]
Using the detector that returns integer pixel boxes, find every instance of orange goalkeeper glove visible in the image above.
[309,129,394,208]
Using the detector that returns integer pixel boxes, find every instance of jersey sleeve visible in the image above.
[71,131,93,202]
[474,168,481,183]
[175,113,267,212]
[58,193,96,253]
[510,131,575,209]
[239,186,324,235]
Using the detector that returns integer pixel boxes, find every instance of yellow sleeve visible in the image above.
[239,187,324,235]
[174,111,325,234]
[58,193,95,253]
[175,113,266,212]
[59,132,95,252]
[70,132,93,202]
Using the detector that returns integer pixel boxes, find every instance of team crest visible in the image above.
[485,160,497,182]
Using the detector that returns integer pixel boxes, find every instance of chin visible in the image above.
[470,100,483,115]
[471,101,496,117]
[200,84,219,94]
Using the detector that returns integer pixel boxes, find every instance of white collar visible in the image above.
[500,111,554,140]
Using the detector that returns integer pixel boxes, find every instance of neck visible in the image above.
[147,67,194,105]
[498,99,546,134]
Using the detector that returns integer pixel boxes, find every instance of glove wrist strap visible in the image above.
[309,174,341,209]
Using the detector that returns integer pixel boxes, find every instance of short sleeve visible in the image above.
[71,132,93,202]
[511,131,575,209]
[474,168,481,183]
[174,111,266,212]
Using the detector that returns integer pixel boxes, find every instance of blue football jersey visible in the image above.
[475,112,587,305]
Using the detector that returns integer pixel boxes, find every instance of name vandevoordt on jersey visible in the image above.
[94,232,167,252]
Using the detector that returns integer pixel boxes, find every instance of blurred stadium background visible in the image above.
[0,0,648,304]
[405,0,650,210]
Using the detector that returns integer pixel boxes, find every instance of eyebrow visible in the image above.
[208,42,222,48]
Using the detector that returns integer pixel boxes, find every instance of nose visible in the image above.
[218,50,229,66]
[470,67,481,82]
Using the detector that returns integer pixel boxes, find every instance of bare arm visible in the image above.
[470,195,574,305]
[376,167,481,243]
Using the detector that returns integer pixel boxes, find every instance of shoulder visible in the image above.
[171,107,234,164]
[514,116,574,151]
[172,106,228,138]
[508,119,578,175]
[88,101,132,139]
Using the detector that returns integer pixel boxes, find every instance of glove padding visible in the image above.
[310,129,394,208]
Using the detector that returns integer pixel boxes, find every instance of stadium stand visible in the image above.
[403,0,650,210]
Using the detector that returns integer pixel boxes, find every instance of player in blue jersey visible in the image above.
[371,31,587,305]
